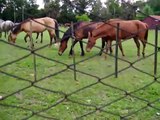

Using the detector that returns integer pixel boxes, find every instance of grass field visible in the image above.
[0,28,160,120]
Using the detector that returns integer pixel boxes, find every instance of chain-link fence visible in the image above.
[0,0,160,119]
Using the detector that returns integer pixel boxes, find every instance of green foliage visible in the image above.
[0,0,159,23]
[0,0,40,22]
[76,13,91,21]
[147,0,160,15]
[44,0,60,19]
[136,4,154,20]
[72,0,94,15]
[89,0,106,20]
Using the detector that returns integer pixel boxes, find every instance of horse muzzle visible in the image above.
[58,51,63,56]
[86,48,91,52]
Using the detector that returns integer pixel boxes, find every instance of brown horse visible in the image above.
[8,17,59,46]
[58,21,109,56]
[86,19,148,57]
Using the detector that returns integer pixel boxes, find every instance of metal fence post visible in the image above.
[30,20,37,82]
[14,6,16,23]
[115,23,120,78]
[154,25,158,80]
[71,22,77,81]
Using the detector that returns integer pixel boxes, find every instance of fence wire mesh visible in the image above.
[0,0,160,119]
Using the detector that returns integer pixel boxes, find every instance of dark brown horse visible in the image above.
[8,17,59,46]
[58,21,108,56]
[86,19,148,57]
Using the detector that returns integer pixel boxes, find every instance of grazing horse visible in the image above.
[58,21,108,56]
[0,20,14,38]
[86,19,148,57]
[8,17,59,46]
[13,23,43,43]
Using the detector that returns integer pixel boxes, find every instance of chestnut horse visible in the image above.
[8,17,59,46]
[86,19,148,57]
[58,21,109,56]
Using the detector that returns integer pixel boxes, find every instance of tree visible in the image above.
[147,0,160,15]
[58,0,77,23]
[0,0,6,15]
[44,0,61,19]
[136,4,154,20]
[105,0,122,19]
[72,0,94,15]
[89,0,105,21]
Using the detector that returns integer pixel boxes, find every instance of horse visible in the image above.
[58,21,109,56]
[0,20,14,38]
[0,19,4,37]
[86,19,148,57]
[8,17,59,46]
[13,23,43,43]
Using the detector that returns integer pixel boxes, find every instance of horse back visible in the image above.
[41,17,56,29]
[74,22,103,39]
[110,20,148,40]
[21,19,46,33]
[93,20,142,40]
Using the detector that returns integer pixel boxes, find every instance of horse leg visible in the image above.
[133,38,140,57]
[5,31,7,38]
[24,34,28,43]
[69,40,78,56]
[118,40,125,56]
[35,33,39,43]
[104,40,110,59]
[109,40,113,54]
[79,41,85,56]
[48,31,53,47]
[28,34,34,48]
[40,32,43,43]
[99,38,105,56]
[36,33,39,39]
[140,40,146,57]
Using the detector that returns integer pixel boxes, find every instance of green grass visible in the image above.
[0,29,160,120]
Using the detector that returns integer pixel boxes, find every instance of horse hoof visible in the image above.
[69,54,73,57]
[81,53,85,56]
[98,52,102,56]
[58,52,62,56]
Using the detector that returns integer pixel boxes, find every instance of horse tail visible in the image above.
[144,24,148,42]
[54,19,59,40]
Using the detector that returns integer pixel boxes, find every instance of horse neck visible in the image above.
[92,22,114,39]
[92,28,106,40]
[12,23,22,35]
[61,36,70,44]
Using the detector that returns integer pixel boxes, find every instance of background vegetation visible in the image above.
[0,0,160,23]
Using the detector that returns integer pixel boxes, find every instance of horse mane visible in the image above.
[12,19,32,34]
[91,18,123,34]
[61,21,83,42]
[12,23,21,34]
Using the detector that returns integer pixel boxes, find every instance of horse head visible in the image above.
[58,39,68,56]
[86,31,96,52]
[8,32,17,43]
